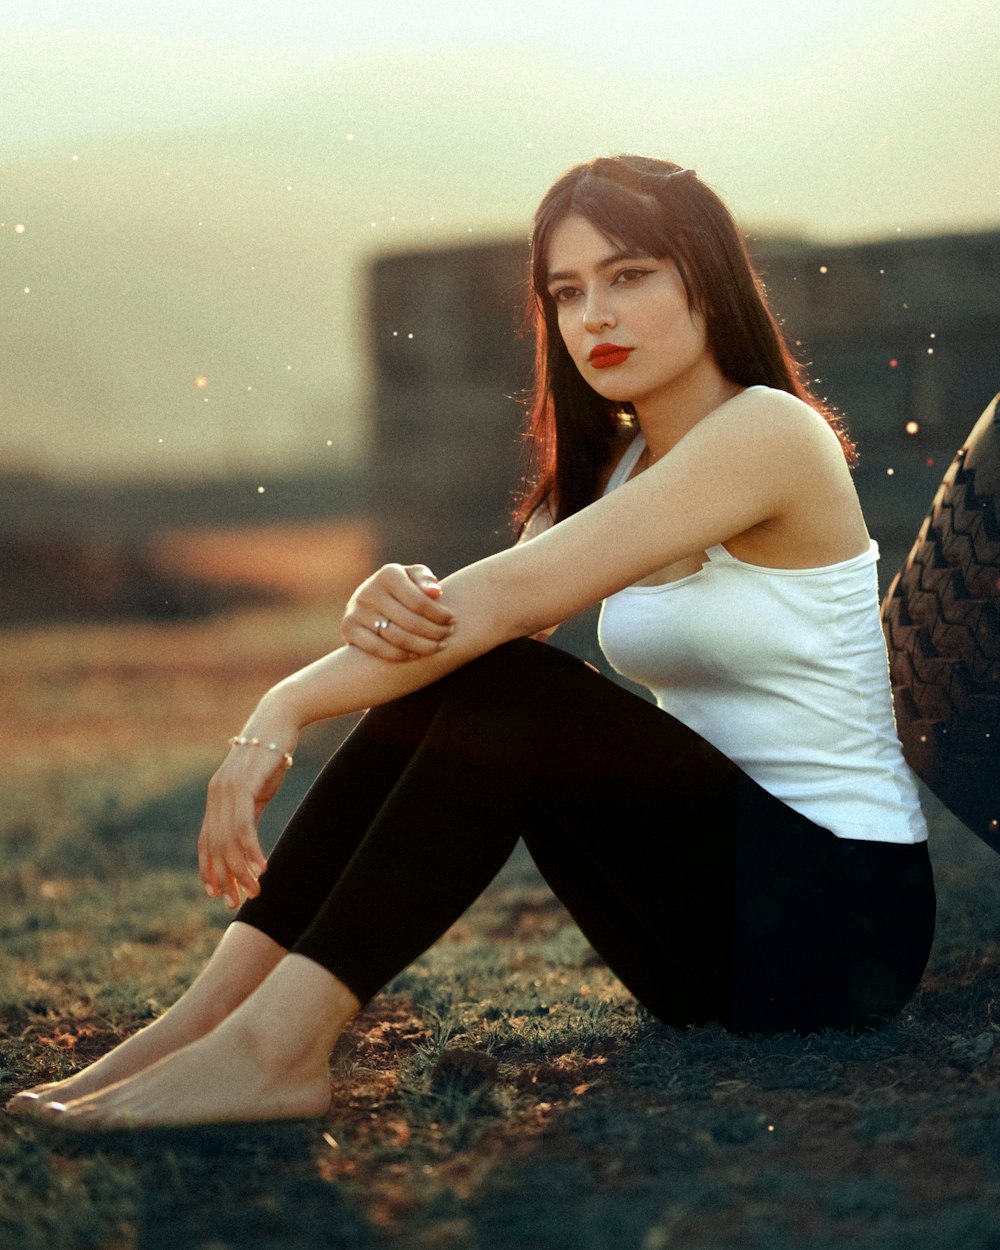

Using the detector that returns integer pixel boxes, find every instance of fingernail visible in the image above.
[205,884,216,897]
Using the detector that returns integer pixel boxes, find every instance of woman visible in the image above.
[7,155,934,1130]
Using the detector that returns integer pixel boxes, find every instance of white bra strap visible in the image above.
[602,434,647,496]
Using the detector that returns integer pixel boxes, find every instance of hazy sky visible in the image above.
[3,0,999,480]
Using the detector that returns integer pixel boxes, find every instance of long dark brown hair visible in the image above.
[515,154,855,529]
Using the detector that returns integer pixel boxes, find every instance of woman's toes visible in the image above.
[5,1091,42,1113]
[33,1100,70,1121]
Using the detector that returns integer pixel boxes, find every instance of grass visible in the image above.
[3,601,1000,1249]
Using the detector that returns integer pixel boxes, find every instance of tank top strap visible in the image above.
[602,434,647,497]
[704,544,735,563]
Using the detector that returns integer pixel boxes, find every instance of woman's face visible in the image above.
[544,213,716,413]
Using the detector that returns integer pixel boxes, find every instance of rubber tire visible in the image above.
[881,392,1000,852]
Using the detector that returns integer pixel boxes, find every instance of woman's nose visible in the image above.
[582,289,616,333]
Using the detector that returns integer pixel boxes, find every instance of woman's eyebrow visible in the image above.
[546,248,650,285]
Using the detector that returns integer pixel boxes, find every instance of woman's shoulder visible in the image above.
[734,384,819,418]
[718,386,847,461]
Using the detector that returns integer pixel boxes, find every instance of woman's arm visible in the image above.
[270,396,821,717]
[200,390,842,903]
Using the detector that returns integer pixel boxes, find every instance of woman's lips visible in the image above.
[588,344,633,368]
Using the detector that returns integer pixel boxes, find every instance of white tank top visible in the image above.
[597,431,927,843]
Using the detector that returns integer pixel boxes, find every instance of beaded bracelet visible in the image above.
[228,735,294,769]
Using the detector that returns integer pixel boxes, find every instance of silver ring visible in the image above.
[373,617,390,636]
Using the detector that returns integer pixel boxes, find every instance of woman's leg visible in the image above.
[276,639,750,1018]
[8,683,455,1114]
[235,677,462,951]
[35,639,935,1125]
[33,640,734,1126]
[49,658,539,1125]
[280,639,933,1034]
[519,817,728,1028]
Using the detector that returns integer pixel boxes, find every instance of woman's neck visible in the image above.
[634,369,743,463]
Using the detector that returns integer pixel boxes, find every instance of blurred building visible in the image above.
[758,230,1000,578]
[367,242,534,576]
[368,230,1000,591]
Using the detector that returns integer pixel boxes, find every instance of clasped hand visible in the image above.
[340,563,453,659]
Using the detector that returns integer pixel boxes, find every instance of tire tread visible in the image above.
[880,393,1000,850]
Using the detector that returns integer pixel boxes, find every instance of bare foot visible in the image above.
[38,954,358,1130]
[6,1016,186,1115]
[7,922,286,1116]
[40,1019,331,1130]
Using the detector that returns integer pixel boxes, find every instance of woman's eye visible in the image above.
[614,268,650,285]
[551,286,579,304]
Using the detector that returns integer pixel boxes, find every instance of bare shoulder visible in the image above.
[725,387,835,432]
[729,385,841,438]
[704,386,849,471]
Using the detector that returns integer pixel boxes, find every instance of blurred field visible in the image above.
[3,552,1000,1248]
[150,519,377,601]
[3,517,374,815]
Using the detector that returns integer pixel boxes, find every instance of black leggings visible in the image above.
[236,639,936,1035]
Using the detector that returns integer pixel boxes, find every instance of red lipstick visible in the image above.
[588,343,633,368]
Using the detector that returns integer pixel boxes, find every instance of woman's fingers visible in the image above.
[199,757,283,907]
[358,563,452,618]
[200,809,251,908]
[381,593,454,640]
[395,565,454,620]
[350,598,452,648]
[342,618,432,661]
[352,601,449,646]
[197,833,217,897]
[359,580,454,639]
[342,564,455,660]
[206,829,264,908]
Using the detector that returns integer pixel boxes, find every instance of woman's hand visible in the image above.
[341,563,455,660]
[198,698,299,909]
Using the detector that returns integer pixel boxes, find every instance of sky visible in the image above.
[3,0,999,481]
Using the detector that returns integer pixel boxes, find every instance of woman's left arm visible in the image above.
[200,392,834,904]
